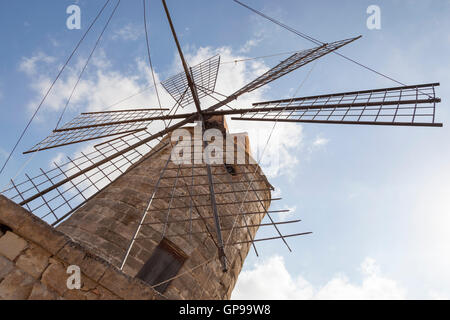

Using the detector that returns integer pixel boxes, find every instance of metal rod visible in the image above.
[247,177,292,252]
[120,151,172,270]
[19,118,191,205]
[232,117,444,127]
[141,209,290,225]
[81,108,170,114]
[252,83,440,106]
[224,169,259,256]
[205,155,228,272]
[152,187,272,199]
[147,197,282,211]
[51,141,168,226]
[139,220,302,238]
[161,165,181,238]
[209,99,441,116]
[161,0,202,114]
[226,232,313,245]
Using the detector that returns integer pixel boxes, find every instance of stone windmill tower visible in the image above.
[0,0,442,300]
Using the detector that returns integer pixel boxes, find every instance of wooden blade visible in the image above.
[24,109,169,154]
[161,55,221,108]
[3,129,170,225]
[223,83,442,127]
[206,36,361,112]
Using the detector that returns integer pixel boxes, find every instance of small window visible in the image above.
[225,164,237,176]
[136,238,187,293]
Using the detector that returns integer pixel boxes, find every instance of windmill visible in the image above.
[0,0,442,299]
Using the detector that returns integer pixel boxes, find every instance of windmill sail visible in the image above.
[229,83,442,127]
[3,129,167,225]
[161,55,221,108]
[207,36,361,112]
[24,108,169,154]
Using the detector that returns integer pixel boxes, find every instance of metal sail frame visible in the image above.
[1,0,444,280]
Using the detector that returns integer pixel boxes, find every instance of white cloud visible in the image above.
[0,147,8,160]
[277,205,296,222]
[19,52,56,76]
[50,152,65,168]
[232,256,407,300]
[312,136,329,148]
[428,290,450,300]
[20,51,171,118]
[112,24,143,41]
[239,38,262,53]
[20,44,305,177]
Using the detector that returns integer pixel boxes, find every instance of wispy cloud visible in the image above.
[111,23,143,41]
[239,38,262,53]
[19,43,305,178]
[0,147,8,160]
[232,256,407,300]
[19,52,56,76]
[312,136,329,148]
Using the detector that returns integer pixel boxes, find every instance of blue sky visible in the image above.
[0,0,449,299]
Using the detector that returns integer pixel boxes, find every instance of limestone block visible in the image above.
[17,221,68,255]
[95,286,121,300]
[79,253,108,282]
[56,242,86,267]
[0,269,35,300]
[28,282,58,300]
[0,196,36,230]
[0,255,14,281]
[99,267,159,300]
[41,260,69,296]
[63,289,88,300]
[0,231,28,261]
[86,286,120,300]
[16,244,51,278]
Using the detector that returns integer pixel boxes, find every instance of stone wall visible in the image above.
[0,123,272,300]
[0,195,164,300]
[57,128,272,300]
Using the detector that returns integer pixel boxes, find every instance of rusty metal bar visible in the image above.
[140,220,302,239]
[19,118,191,205]
[141,209,290,225]
[232,117,443,127]
[226,232,313,245]
[147,198,281,211]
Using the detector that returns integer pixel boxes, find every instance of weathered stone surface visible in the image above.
[0,231,28,261]
[63,289,88,300]
[79,253,108,282]
[0,125,269,300]
[99,267,160,300]
[0,255,14,281]
[17,222,68,255]
[86,286,120,300]
[98,267,137,299]
[56,242,86,266]
[28,282,58,300]
[0,196,37,230]
[0,194,162,301]
[16,244,51,278]
[41,260,69,296]
[0,269,35,300]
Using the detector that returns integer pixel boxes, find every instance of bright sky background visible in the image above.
[0,0,449,299]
